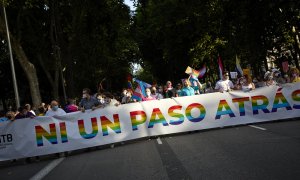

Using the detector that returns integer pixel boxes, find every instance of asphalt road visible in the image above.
[1,119,300,180]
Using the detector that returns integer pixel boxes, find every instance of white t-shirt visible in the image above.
[215,79,234,92]
[242,83,254,92]
[45,108,67,117]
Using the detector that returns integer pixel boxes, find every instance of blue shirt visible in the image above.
[0,117,8,122]
[79,97,100,110]
[180,87,195,96]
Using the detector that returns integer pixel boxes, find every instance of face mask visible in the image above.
[146,92,151,96]
[52,106,58,111]
[98,97,104,104]
[105,98,110,104]
[126,93,131,97]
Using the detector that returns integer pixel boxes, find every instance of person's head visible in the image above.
[223,71,230,80]
[183,79,191,87]
[264,71,273,81]
[18,106,28,115]
[103,92,113,104]
[50,100,59,111]
[290,67,299,77]
[176,83,182,90]
[151,86,157,94]
[126,89,132,97]
[145,88,151,97]
[122,88,127,96]
[38,106,45,114]
[6,111,15,120]
[96,93,104,104]
[67,98,76,105]
[82,88,91,99]
[158,86,163,93]
[24,104,31,111]
[243,74,252,84]
[166,81,172,88]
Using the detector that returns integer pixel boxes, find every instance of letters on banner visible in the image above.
[0,83,299,161]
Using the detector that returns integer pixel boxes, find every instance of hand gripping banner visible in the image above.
[0,83,299,161]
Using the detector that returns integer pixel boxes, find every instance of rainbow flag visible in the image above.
[127,74,133,90]
[217,56,224,79]
[185,66,200,80]
[198,65,206,78]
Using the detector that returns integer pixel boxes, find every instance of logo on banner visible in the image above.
[0,134,13,149]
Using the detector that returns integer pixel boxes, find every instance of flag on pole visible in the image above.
[185,66,193,74]
[132,78,152,101]
[217,55,224,79]
[236,55,243,76]
[127,74,133,90]
[198,65,206,78]
[185,66,206,80]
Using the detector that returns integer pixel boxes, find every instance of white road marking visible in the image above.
[248,125,267,131]
[157,137,163,144]
[29,157,65,180]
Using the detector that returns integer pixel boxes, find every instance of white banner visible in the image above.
[0,83,300,161]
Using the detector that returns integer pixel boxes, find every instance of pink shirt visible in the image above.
[142,96,156,101]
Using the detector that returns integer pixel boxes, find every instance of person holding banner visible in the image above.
[215,71,234,93]
[142,88,156,101]
[289,67,300,83]
[0,111,8,122]
[80,88,102,112]
[241,74,255,92]
[150,86,163,100]
[45,100,67,117]
[180,79,195,96]
[15,106,36,119]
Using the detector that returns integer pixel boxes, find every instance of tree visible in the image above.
[0,1,41,108]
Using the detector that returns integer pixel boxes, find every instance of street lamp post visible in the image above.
[3,3,20,108]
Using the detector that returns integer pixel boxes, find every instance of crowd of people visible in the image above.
[1,67,299,122]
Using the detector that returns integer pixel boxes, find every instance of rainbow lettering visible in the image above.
[78,118,98,139]
[59,122,68,143]
[292,89,300,109]
[186,103,206,122]
[271,92,292,112]
[232,97,250,116]
[35,123,57,147]
[148,108,169,128]
[251,95,270,114]
[100,114,121,136]
[130,111,147,131]
[215,100,235,119]
[168,105,184,125]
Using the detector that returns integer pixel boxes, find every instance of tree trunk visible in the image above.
[0,12,41,108]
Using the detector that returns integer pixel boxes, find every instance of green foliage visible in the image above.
[134,0,300,81]
[1,0,300,104]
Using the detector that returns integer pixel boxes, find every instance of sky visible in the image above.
[124,0,135,11]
